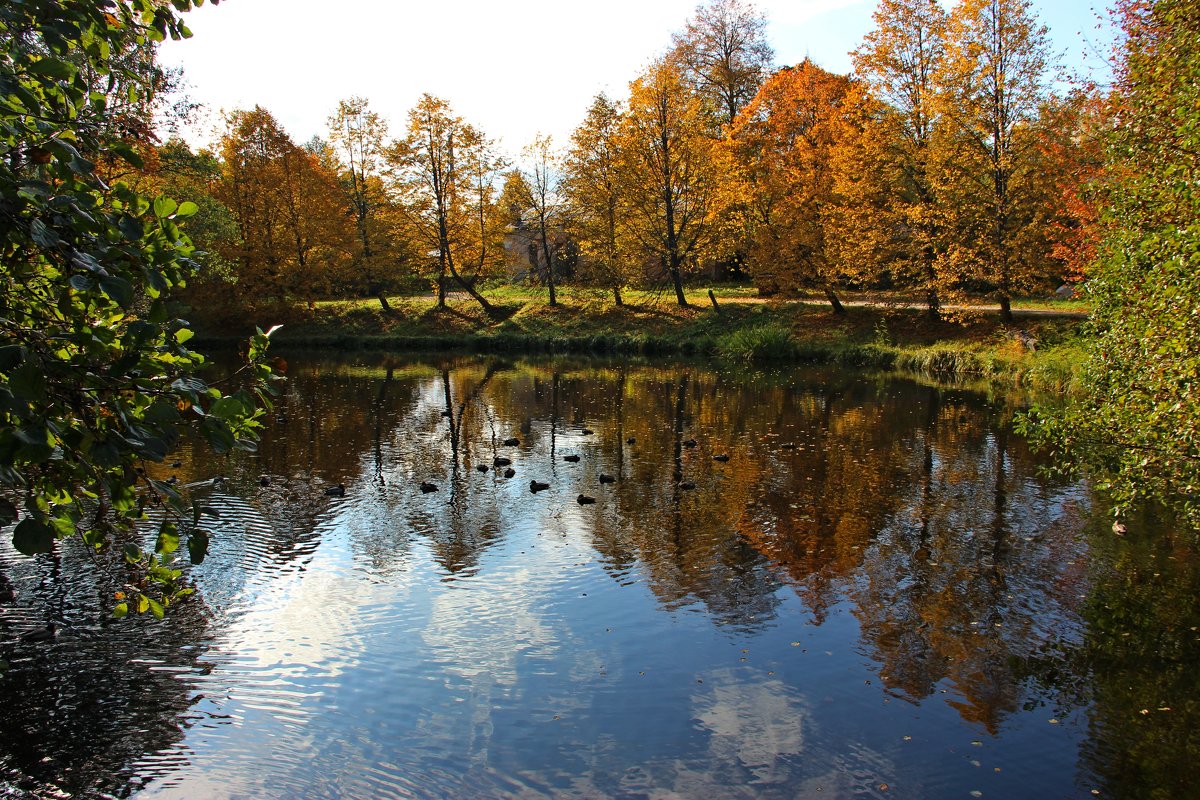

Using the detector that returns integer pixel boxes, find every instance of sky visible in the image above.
[159,0,1117,158]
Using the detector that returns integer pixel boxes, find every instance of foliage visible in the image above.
[842,0,949,315]
[932,0,1057,321]
[616,59,735,307]
[564,94,632,305]
[729,59,864,311]
[386,94,500,316]
[670,0,774,129]
[0,0,276,614]
[216,107,352,306]
[1022,0,1200,527]
[328,96,408,311]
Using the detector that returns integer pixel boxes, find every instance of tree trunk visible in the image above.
[613,285,624,307]
[447,259,500,318]
[377,293,393,314]
[708,289,720,314]
[824,286,846,315]
[540,233,557,307]
[669,256,688,307]
[998,294,1013,323]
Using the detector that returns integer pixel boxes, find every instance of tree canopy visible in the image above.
[0,0,275,616]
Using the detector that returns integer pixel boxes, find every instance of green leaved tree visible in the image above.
[0,0,275,617]
[1021,0,1200,527]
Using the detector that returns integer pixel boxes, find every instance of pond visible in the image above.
[1,353,1198,799]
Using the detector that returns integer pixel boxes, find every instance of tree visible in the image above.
[671,0,774,130]
[216,107,350,305]
[388,94,499,317]
[845,0,949,316]
[933,0,1056,321]
[564,94,631,306]
[617,59,733,307]
[1021,0,1200,527]
[0,0,274,616]
[329,97,400,312]
[516,134,565,306]
[729,60,864,312]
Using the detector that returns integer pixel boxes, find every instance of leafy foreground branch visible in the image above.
[0,0,276,617]
[1019,0,1200,529]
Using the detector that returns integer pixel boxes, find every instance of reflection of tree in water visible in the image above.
[1074,516,1200,798]
[0,542,211,798]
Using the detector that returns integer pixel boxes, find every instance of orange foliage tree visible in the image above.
[729,60,866,312]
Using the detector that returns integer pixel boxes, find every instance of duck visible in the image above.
[258,475,271,487]
[599,474,616,484]
[503,467,516,478]
[476,464,489,473]
[530,480,550,493]
[680,481,696,491]
[493,456,512,467]
[683,439,697,448]
[419,481,439,493]
[626,437,636,445]
[712,454,730,462]
[503,437,520,447]
[582,429,594,436]
[780,442,797,450]
[19,622,57,643]
[577,494,596,505]
[563,454,581,463]
[324,483,346,497]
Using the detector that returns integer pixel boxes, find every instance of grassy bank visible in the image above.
[194,288,1087,392]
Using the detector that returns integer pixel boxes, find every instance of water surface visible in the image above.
[1,353,1197,799]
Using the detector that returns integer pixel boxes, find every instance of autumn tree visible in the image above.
[388,94,498,316]
[216,107,349,305]
[617,59,733,307]
[329,97,402,312]
[730,60,864,312]
[933,0,1056,321]
[515,134,565,306]
[671,0,774,130]
[460,130,509,290]
[844,0,949,316]
[564,94,631,306]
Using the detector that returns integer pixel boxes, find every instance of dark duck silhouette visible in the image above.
[563,454,581,463]
[577,494,596,505]
[324,483,346,497]
[419,481,438,493]
[529,480,550,493]
[599,474,616,484]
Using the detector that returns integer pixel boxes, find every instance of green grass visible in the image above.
[192,285,1089,393]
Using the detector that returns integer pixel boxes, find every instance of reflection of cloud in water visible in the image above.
[694,669,807,784]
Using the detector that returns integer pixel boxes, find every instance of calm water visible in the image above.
[1,353,1198,799]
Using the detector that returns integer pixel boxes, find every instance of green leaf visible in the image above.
[99,275,134,307]
[28,58,77,80]
[153,196,178,219]
[175,201,199,218]
[188,529,209,564]
[174,328,194,344]
[113,603,129,619]
[13,518,55,555]
[147,598,165,619]
[155,522,180,556]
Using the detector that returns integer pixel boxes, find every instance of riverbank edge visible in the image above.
[195,327,1083,394]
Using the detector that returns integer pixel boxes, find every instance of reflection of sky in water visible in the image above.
[7,354,1189,799]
